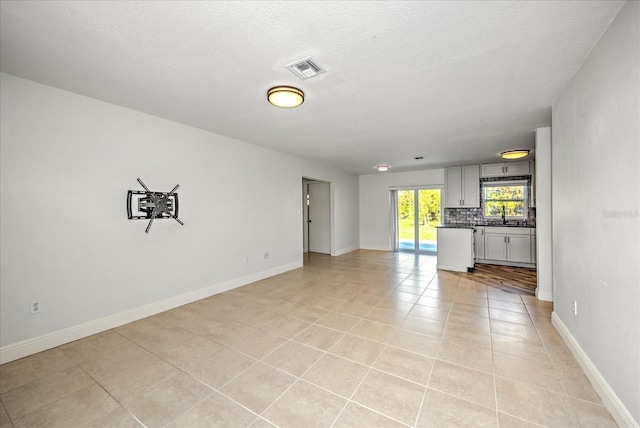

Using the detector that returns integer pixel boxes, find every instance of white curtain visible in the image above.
[389,190,399,252]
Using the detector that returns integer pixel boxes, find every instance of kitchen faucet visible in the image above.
[501,205,506,224]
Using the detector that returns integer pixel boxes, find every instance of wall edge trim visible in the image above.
[552,312,638,428]
[0,260,302,364]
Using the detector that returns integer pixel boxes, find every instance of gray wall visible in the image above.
[0,73,360,359]
[552,0,639,422]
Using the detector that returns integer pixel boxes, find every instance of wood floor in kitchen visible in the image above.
[451,264,538,296]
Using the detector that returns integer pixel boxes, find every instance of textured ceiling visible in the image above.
[0,1,625,174]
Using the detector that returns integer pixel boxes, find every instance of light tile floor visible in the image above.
[0,251,618,427]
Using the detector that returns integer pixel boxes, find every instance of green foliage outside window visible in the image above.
[483,182,526,218]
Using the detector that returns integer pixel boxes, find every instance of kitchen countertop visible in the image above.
[438,223,536,229]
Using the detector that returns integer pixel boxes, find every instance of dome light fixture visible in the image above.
[500,149,530,160]
[376,165,390,172]
[267,86,304,108]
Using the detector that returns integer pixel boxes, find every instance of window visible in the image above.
[482,180,527,219]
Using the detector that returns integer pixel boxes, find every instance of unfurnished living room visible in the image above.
[0,1,638,427]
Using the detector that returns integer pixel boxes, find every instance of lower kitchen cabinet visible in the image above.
[478,227,534,266]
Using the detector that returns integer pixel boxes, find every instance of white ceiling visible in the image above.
[0,1,625,175]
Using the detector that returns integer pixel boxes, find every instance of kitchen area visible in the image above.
[436,159,537,274]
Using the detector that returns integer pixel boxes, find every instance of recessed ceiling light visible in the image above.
[267,86,304,108]
[501,150,530,160]
[376,165,390,172]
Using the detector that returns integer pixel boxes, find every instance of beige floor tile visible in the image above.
[446,313,491,334]
[375,300,415,314]
[249,417,277,427]
[450,302,490,318]
[487,291,524,304]
[1,365,93,420]
[443,327,492,350]
[0,348,76,395]
[491,334,547,362]
[557,365,602,403]
[12,383,120,428]
[364,307,407,326]
[409,304,449,322]
[395,284,428,296]
[428,360,496,408]
[495,377,580,427]
[263,316,311,338]
[293,324,345,351]
[570,397,618,427]
[373,346,434,385]
[416,296,452,310]
[58,331,130,364]
[525,305,553,317]
[493,352,563,393]
[315,312,360,332]
[352,369,425,426]
[154,336,224,372]
[76,340,157,381]
[123,372,212,427]
[186,347,256,389]
[329,334,385,366]
[220,363,295,414]
[98,356,181,403]
[497,412,544,427]
[436,339,494,374]
[401,315,445,337]
[332,301,374,317]
[388,329,441,357]
[301,354,369,398]
[489,308,533,326]
[231,331,287,360]
[349,319,397,343]
[115,318,197,354]
[199,318,261,347]
[0,402,13,428]
[417,388,498,428]
[289,305,329,323]
[488,299,528,314]
[490,319,541,342]
[84,406,142,428]
[262,381,346,427]
[263,341,324,376]
[166,392,257,428]
[422,288,456,301]
[333,402,407,428]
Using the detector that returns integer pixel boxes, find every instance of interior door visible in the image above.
[307,182,331,254]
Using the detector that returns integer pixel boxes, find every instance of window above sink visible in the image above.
[482,180,528,220]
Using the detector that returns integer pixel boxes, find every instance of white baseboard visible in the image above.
[333,246,360,256]
[0,260,302,364]
[436,264,469,273]
[359,245,391,252]
[552,313,638,428]
[535,287,553,302]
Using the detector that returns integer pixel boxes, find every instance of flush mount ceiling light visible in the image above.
[501,149,530,160]
[376,165,390,172]
[267,86,304,108]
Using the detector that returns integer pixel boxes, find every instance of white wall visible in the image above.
[534,127,552,301]
[0,73,359,362]
[359,169,444,250]
[551,1,639,425]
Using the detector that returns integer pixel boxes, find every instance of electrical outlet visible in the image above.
[264,251,270,259]
[30,301,41,314]
[573,300,577,316]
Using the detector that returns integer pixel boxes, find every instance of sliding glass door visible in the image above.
[397,188,441,254]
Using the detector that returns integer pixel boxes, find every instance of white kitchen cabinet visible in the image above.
[436,227,475,272]
[474,227,485,260]
[483,227,532,264]
[444,165,480,208]
[481,161,530,177]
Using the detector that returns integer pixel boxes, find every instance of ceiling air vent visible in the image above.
[285,56,326,80]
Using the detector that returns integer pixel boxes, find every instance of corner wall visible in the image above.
[551,1,639,424]
[0,73,359,362]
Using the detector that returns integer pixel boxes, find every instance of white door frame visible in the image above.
[302,178,333,255]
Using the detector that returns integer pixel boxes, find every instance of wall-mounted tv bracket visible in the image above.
[127,178,184,233]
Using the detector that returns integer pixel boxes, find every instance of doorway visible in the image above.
[302,179,331,255]
[396,188,441,254]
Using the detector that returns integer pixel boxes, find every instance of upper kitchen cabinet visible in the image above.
[481,161,530,177]
[444,165,480,208]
